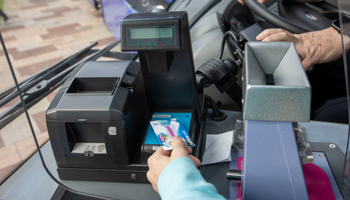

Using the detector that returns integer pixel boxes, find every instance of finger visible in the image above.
[256,28,285,41]
[186,147,192,154]
[262,32,289,42]
[146,171,154,184]
[258,0,269,4]
[147,155,153,169]
[153,146,171,157]
[189,155,201,167]
[153,184,159,193]
[237,0,245,5]
[170,136,189,159]
[262,32,299,44]
[146,171,151,181]
[147,171,159,193]
[301,59,312,70]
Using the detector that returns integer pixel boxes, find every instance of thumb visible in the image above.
[301,58,312,70]
[170,136,189,160]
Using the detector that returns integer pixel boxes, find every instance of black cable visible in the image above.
[194,105,207,161]
[0,43,97,106]
[218,31,239,59]
[0,32,119,200]
[0,54,95,129]
[205,95,221,117]
[205,95,227,121]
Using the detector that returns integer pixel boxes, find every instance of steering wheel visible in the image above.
[244,0,333,34]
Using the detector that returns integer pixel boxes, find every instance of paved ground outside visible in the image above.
[0,0,117,183]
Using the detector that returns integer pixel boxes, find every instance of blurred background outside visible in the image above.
[0,0,175,185]
[0,0,118,183]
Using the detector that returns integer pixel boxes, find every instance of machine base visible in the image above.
[57,165,149,184]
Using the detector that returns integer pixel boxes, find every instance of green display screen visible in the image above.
[130,27,173,39]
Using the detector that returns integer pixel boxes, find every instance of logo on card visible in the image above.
[153,146,160,150]
[151,122,160,126]
[159,120,170,126]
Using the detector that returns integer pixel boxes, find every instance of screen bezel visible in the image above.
[121,19,181,51]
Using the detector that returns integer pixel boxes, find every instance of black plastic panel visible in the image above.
[121,12,184,51]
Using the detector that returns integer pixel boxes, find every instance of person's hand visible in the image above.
[256,28,348,70]
[147,136,201,193]
[238,0,269,6]
[256,29,307,68]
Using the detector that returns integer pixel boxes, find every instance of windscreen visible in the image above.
[339,1,350,198]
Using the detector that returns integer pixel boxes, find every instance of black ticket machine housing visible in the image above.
[46,11,203,183]
[121,12,203,162]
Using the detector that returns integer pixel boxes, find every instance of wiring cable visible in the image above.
[0,32,119,200]
[205,95,227,121]
[218,31,239,59]
[218,31,244,61]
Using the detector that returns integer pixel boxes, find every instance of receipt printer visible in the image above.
[46,60,151,183]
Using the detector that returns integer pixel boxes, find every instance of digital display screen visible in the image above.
[130,27,173,39]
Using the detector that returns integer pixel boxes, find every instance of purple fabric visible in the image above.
[101,0,135,40]
[303,163,336,200]
[100,0,175,40]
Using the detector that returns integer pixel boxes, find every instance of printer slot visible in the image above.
[65,122,104,152]
[67,77,119,94]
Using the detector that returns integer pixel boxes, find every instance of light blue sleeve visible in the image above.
[158,157,226,200]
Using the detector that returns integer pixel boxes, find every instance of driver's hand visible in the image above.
[147,136,201,193]
[256,28,347,70]
[238,0,269,5]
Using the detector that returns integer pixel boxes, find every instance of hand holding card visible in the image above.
[150,118,195,150]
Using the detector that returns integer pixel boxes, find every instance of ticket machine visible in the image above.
[46,11,204,183]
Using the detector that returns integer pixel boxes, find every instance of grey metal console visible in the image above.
[241,42,311,199]
[0,111,348,200]
[242,42,311,122]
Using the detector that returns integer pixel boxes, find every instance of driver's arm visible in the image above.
[256,27,350,70]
